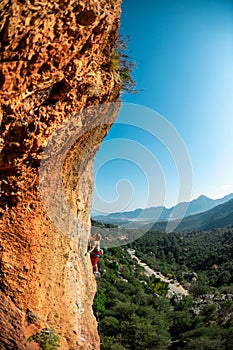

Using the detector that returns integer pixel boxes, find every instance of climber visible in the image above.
[85,233,102,274]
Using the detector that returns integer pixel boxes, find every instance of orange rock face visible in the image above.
[0,0,121,348]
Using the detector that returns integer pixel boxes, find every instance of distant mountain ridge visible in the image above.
[153,198,233,232]
[93,193,233,226]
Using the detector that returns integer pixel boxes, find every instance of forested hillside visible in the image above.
[132,227,233,292]
[94,228,233,349]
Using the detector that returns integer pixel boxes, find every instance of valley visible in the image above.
[93,225,233,349]
[127,248,189,298]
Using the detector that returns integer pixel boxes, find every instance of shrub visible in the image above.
[28,328,60,350]
[111,35,137,94]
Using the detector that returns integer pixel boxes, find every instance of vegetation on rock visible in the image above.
[111,35,137,94]
[28,328,60,350]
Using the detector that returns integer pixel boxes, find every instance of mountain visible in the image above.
[93,193,233,226]
[153,198,233,232]
[183,193,233,217]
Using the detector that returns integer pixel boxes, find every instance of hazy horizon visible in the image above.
[91,191,233,216]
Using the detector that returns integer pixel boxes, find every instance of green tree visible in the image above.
[93,289,106,313]
[151,281,169,297]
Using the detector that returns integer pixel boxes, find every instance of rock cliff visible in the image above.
[0,0,121,349]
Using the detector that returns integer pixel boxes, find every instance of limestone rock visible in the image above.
[0,0,121,348]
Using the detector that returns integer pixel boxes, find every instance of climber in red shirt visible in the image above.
[85,233,102,273]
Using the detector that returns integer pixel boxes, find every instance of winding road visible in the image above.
[127,249,189,298]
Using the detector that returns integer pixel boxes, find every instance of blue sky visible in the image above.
[92,0,233,214]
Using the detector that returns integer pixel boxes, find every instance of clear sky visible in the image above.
[92,0,233,215]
